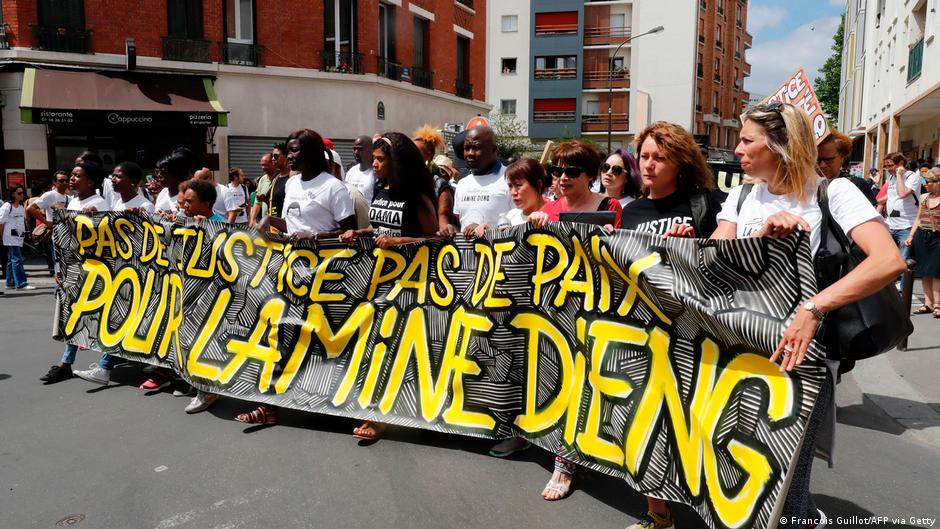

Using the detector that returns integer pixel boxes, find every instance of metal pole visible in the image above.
[604,26,663,153]
[899,259,916,351]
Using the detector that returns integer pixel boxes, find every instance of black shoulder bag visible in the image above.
[814,179,913,361]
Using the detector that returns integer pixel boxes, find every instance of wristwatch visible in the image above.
[802,301,826,320]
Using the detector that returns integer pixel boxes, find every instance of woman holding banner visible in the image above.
[339,131,439,440]
[711,102,904,528]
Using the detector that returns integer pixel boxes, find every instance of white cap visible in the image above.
[325,149,344,178]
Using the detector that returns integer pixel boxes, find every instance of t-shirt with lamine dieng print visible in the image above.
[369,187,421,237]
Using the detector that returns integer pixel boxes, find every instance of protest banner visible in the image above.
[53,211,828,529]
[763,67,829,143]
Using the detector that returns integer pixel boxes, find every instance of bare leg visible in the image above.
[923,277,935,308]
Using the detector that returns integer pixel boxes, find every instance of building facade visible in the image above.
[0,0,488,190]
[839,0,939,171]
[486,0,751,156]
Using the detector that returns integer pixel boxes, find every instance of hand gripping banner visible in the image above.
[53,211,828,529]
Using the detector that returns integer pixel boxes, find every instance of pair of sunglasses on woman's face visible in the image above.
[600,163,625,176]
[548,165,585,178]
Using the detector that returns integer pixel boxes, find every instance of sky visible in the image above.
[744,0,845,99]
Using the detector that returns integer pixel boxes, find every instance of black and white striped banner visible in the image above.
[54,211,827,529]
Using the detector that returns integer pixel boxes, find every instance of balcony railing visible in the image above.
[0,24,10,49]
[378,56,403,80]
[907,38,924,84]
[534,67,577,80]
[533,111,576,122]
[582,113,628,132]
[221,41,262,66]
[583,69,630,89]
[29,25,92,53]
[456,80,473,99]
[584,25,631,46]
[411,66,434,89]
[535,23,578,36]
[455,0,474,9]
[162,36,211,63]
[320,50,364,74]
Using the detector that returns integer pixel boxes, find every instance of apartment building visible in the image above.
[486,0,751,156]
[839,0,939,170]
[0,0,488,190]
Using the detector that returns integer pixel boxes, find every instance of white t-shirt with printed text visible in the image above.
[283,172,355,235]
[0,202,26,246]
[885,170,922,230]
[454,163,512,229]
[35,189,69,222]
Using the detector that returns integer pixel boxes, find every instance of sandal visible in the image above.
[913,304,933,315]
[352,421,386,440]
[541,456,576,501]
[235,405,277,425]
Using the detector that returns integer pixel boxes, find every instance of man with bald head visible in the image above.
[452,126,512,237]
[345,135,375,203]
[195,168,239,223]
[250,153,276,227]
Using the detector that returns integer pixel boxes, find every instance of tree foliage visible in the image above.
[815,16,844,121]
[489,111,531,161]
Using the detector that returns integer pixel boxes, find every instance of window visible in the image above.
[535,11,578,35]
[585,100,600,115]
[713,91,719,114]
[378,3,396,62]
[457,36,470,84]
[501,15,518,33]
[501,58,517,74]
[695,87,702,111]
[611,56,625,70]
[610,13,625,29]
[38,0,84,29]
[714,57,721,82]
[697,52,704,78]
[735,36,741,58]
[733,67,739,88]
[533,98,576,122]
[534,55,577,77]
[500,99,517,116]
[716,24,722,48]
[413,16,430,69]
[736,3,742,27]
[698,18,705,43]
[324,0,356,54]
[168,0,203,39]
[226,0,253,42]
[716,0,724,16]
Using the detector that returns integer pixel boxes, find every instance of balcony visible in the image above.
[582,113,628,132]
[221,41,262,66]
[411,66,434,89]
[907,38,924,84]
[0,24,10,49]
[162,37,211,63]
[456,80,473,99]
[378,56,404,80]
[743,63,751,77]
[535,23,578,36]
[584,25,631,46]
[455,0,474,9]
[29,25,92,53]
[320,50,364,74]
[534,68,577,80]
[534,111,576,122]
[583,69,630,89]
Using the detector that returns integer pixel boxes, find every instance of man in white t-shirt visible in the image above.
[345,135,375,204]
[195,168,239,222]
[227,167,250,224]
[27,171,70,226]
[883,152,921,260]
[452,126,512,237]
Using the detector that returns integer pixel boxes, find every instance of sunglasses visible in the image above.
[601,163,625,176]
[549,165,584,178]
[759,101,785,113]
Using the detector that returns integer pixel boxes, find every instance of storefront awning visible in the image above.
[19,67,228,128]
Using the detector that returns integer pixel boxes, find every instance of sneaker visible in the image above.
[139,374,172,392]
[16,285,36,291]
[40,364,72,383]
[184,391,220,414]
[489,437,531,458]
[73,364,111,386]
[626,510,674,529]
[173,385,196,397]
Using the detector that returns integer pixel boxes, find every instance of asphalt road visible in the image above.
[1,282,938,529]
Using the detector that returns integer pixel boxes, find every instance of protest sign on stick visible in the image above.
[763,67,829,144]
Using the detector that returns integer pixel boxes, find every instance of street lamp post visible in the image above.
[607,25,665,153]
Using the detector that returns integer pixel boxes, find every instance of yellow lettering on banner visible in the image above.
[511,312,575,433]
[470,243,494,306]
[527,233,569,306]
[310,248,352,303]
[387,246,430,304]
[357,307,400,408]
[275,243,294,294]
[283,249,317,298]
[74,215,96,256]
[94,217,117,259]
[575,320,643,465]
[430,244,459,307]
[288,302,375,397]
[65,260,111,334]
[98,267,142,347]
[140,222,169,266]
[187,289,232,381]
[554,236,595,310]
[251,238,285,289]
[157,273,183,360]
[185,230,226,278]
[590,236,612,313]
[367,249,407,300]
[113,218,135,260]
[600,249,669,323]
[484,241,515,308]
[223,298,286,393]
[123,272,168,355]
[378,307,494,429]
[219,232,255,283]
[174,227,197,268]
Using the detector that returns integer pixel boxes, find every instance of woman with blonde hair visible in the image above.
[413,125,459,231]
[707,101,904,529]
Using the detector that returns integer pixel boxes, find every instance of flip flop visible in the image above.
[353,421,386,440]
[913,304,933,315]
